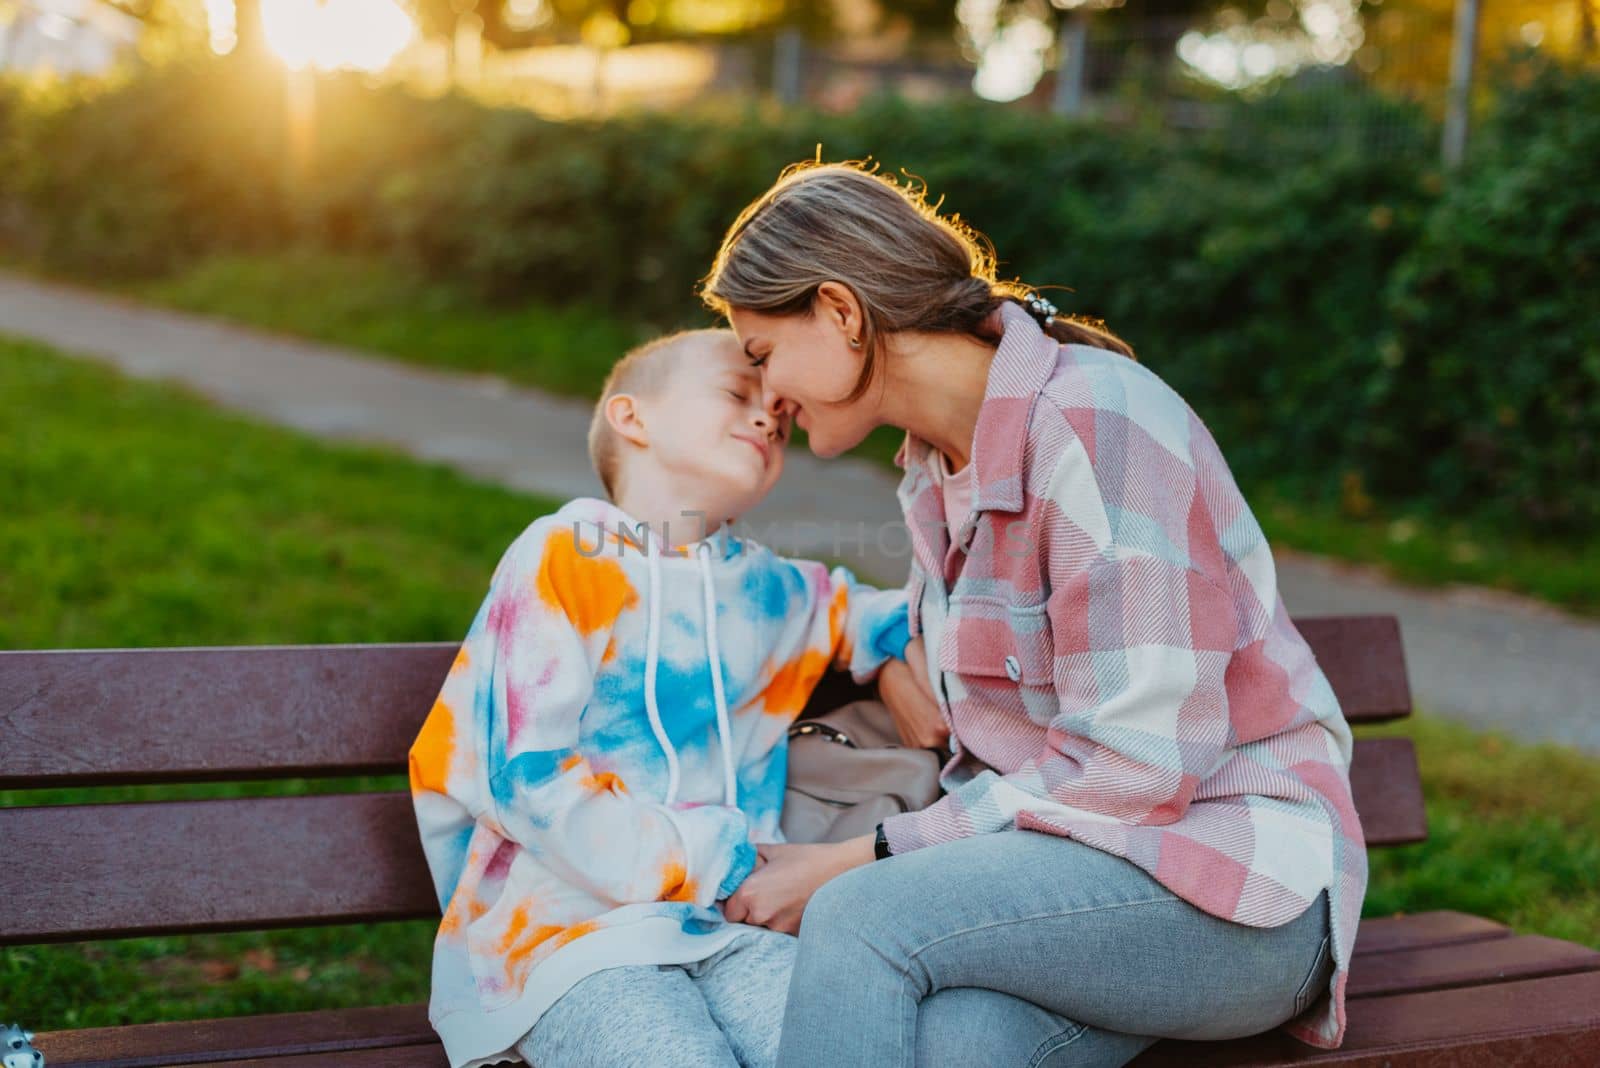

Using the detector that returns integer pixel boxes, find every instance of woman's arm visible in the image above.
[882,550,1237,852]
[724,551,1239,929]
[881,435,1241,853]
[726,431,1244,927]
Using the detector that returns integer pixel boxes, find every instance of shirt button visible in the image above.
[1004,655,1021,681]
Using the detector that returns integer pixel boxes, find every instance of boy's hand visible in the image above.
[721,838,873,934]
[878,637,949,750]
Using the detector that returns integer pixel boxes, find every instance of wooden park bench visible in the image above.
[3,615,1599,1067]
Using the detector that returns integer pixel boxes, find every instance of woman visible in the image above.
[705,163,1367,1067]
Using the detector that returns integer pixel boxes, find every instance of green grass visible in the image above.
[0,916,436,1032]
[0,329,562,650]
[1360,716,1600,949]
[2,325,1597,1031]
[98,248,1600,619]
[1253,488,1600,619]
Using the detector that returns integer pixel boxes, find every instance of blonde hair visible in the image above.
[701,161,1134,404]
[587,329,733,500]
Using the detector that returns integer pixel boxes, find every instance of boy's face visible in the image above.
[636,337,791,516]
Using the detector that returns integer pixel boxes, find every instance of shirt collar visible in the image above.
[893,301,1059,518]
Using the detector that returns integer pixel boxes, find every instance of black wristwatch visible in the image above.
[873,822,892,861]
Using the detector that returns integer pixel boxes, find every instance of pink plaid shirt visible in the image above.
[881,302,1367,1049]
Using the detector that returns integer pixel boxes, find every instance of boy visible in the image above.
[409,329,912,1068]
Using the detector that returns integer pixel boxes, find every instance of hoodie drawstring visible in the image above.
[641,528,737,809]
[643,532,680,803]
[697,541,739,808]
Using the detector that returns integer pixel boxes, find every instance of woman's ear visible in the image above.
[605,393,650,448]
[814,281,864,344]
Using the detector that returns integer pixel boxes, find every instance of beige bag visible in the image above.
[779,699,945,845]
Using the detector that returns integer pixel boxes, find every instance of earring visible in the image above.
[849,337,861,349]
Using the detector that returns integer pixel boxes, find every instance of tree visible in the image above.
[1363,0,1597,104]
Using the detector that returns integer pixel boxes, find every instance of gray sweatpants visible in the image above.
[514,928,798,1068]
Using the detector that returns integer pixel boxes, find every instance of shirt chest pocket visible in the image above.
[935,601,1058,725]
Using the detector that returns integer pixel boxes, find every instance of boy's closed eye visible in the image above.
[719,374,786,442]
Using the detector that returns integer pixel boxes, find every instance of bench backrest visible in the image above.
[0,615,1421,946]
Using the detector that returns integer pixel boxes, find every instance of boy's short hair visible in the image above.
[588,329,734,500]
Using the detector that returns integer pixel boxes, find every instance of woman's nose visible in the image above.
[751,404,786,443]
[756,392,793,441]
[761,385,792,421]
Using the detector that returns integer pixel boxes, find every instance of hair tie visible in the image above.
[1022,292,1059,329]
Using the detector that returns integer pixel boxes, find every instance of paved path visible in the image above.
[4,271,1596,753]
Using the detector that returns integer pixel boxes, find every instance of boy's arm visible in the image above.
[809,563,912,684]
[410,520,755,911]
[685,559,913,848]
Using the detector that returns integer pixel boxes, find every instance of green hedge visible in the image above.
[2,58,1595,535]
[1366,63,1600,533]
[0,72,293,274]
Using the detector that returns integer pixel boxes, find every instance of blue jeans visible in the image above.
[776,831,1333,1068]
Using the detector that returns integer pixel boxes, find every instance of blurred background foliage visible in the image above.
[2,55,1594,538]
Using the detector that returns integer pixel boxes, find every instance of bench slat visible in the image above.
[1131,969,1600,1066]
[1,735,1423,943]
[0,615,1412,788]
[183,1047,447,1067]
[0,644,456,789]
[0,793,438,945]
[1351,910,1510,956]
[1348,935,1600,999]
[1294,616,1412,724]
[1346,737,1427,846]
[40,965,1600,1068]
[32,1004,435,1068]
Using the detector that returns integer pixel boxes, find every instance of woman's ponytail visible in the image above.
[1005,289,1138,361]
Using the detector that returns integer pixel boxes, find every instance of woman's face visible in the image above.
[728,299,878,459]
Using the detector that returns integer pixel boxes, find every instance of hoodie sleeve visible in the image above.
[797,561,911,685]
[409,518,756,913]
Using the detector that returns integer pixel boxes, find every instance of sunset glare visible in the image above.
[261,0,415,72]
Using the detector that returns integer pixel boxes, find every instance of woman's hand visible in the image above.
[878,637,949,750]
[722,838,874,934]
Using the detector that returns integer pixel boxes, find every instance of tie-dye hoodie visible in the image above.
[409,497,910,1068]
